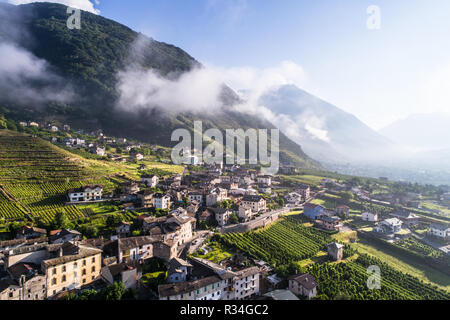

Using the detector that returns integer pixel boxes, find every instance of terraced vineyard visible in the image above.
[0,131,117,223]
[308,253,450,300]
[222,216,333,266]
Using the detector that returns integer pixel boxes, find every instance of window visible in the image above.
[92,257,95,263]
[91,266,96,272]
[82,260,86,266]
[82,269,86,276]
[52,278,57,285]
[82,279,86,284]
[9,292,13,298]
[52,268,56,275]
[62,275,66,282]
[62,266,66,272]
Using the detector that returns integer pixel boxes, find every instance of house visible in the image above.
[91,146,106,156]
[285,192,302,206]
[29,122,39,127]
[141,175,159,187]
[288,273,318,299]
[429,223,450,240]
[153,193,171,210]
[49,229,81,244]
[391,211,419,225]
[137,190,154,208]
[167,258,193,283]
[116,222,131,238]
[362,211,378,222]
[186,201,200,216]
[101,262,142,290]
[159,275,226,300]
[50,126,59,132]
[335,205,350,218]
[262,289,299,300]
[258,184,272,194]
[375,218,403,234]
[241,195,267,213]
[238,206,253,222]
[120,182,140,195]
[211,207,232,227]
[0,279,21,300]
[5,262,47,300]
[296,184,311,200]
[67,185,103,203]
[327,242,344,261]
[130,153,144,161]
[303,203,325,220]
[42,242,102,298]
[188,192,203,205]
[317,215,342,231]
[197,208,215,224]
[16,226,47,240]
[206,188,227,206]
[257,175,272,186]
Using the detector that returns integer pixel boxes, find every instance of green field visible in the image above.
[350,237,450,292]
[221,216,333,266]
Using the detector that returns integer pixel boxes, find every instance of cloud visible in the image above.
[0,42,74,105]
[8,0,100,14]
[116,66,225,114]
[205,0,248,28]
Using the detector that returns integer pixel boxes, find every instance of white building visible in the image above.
[241,195,266,213]
[67,185,103,202]
[256,175,272,186]
[206,188,227,206]
[153,194,171,210]
[188,192,203,205]
[362,211,378,222]
[238,206,253,221]
[212,208,232,227]
[285,192,302,206]
[141,175,159,187]
[429,223,450,239]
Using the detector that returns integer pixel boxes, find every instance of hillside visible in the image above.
[0,2,317,169]
[0,130,182,225]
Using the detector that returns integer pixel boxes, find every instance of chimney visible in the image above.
[58,247,63,257]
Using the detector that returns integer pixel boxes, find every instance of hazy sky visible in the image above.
[6,0,450,130]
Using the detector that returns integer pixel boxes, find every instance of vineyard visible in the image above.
[395,236,449,264]
[0,131,119,224]
[221,216,333,266]
[308,253,450,300]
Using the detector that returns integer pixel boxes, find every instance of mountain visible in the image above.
[0,2,318,169]
[259,85,396,164]
[380,113,450,152]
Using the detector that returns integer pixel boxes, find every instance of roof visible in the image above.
[304,203,324,209]
[328,242,344,251]
[158,275,221,298]
[242,195,265,202]
[288,273,318,290]
[263,289,299,300]
[430,223,450,231]
[118,236,159,251]
[107,263,137,278]
[17,226,47,235]
[0,279,18,293]
[7,262,41,279]
[67,185,103,194]
[42,244,102,268]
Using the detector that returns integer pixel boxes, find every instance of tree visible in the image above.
[0,115,7,129]
[339,192,353,204]
[229,213,239,225]
[51,211,70,230]
[103,282,125,300]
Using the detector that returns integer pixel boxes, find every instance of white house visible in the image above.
[375,218,403,234]
[212,208,232,227]
[67,185,103,202]
[167,258,193,283]
[429,223,450,239]
[141,175,159,187]
[206,188,227,206]
[256,175,272,186]
[285,192,302,206]
[188,192,203,205]
[362,211,378,222]
[241,195,266,213]
[238,206,253,221]
[153,194,171,210]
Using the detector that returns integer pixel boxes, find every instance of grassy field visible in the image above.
[350,237,450,292]
[280,174,330,187]
[420,201,450,215]
[193,241,234,264]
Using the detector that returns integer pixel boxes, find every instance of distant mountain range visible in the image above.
[0,2,318,169]
[259,85,396,164]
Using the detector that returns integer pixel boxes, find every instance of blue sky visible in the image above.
[6,0,450,129]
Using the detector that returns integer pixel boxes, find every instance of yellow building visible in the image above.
[42,243,102,298]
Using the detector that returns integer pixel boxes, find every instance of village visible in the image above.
[0,121,449,301]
